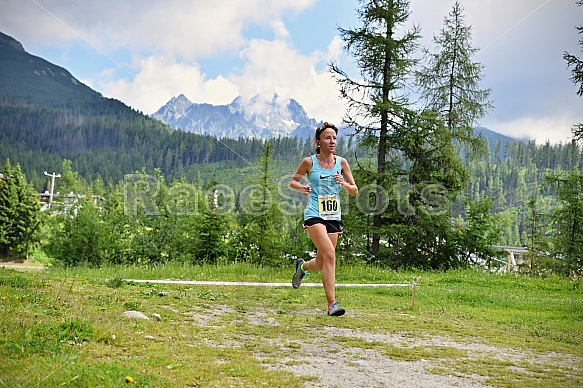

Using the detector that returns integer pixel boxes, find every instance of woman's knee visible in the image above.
[320,249,336,264]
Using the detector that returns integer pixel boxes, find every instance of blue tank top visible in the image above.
[304,155,342,221]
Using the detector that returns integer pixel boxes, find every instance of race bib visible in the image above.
[318,194,340,220]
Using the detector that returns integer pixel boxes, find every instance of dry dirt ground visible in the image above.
[187,304,581,388]
[0,260,45,270]
[256,326,493,388]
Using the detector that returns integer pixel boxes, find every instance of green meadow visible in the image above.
[0,263,581,387]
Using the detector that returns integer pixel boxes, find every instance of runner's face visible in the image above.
[318,128,337,153]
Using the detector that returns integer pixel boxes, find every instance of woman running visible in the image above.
[289,122,358,316]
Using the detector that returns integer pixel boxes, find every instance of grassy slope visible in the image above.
[0,264,581,387]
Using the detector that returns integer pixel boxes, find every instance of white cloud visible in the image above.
[410,0,566,50]
[0,0,315,60]
[294,37,347,123]
[100,56,238,114]
[0,0,326,116]
[410,0,582,142]
[270,20,291,40]
[99,31,346,118]
[485,115,578,144]
[0,0,81,44]
[229,35,345,122]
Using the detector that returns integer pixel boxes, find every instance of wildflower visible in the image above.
[125,375,134,383]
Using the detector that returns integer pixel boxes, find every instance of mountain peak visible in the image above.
[171,94,192,104]
[0,30,103,108]
[0,31,25,53]
[151,94,319,139]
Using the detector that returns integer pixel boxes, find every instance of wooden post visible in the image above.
[411,276,419,309]
[506,250,512,273]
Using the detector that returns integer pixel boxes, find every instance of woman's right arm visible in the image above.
[289,157,312,196]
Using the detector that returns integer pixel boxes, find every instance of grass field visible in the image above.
[0,262,582,387]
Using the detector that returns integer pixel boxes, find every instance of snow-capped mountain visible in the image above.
[151,94,320,139]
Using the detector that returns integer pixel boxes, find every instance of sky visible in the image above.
[0,0,581,144]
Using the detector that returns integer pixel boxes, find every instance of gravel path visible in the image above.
[256,324,581,388]
[255,326,491,388]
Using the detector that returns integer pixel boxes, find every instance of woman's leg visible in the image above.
[303,224,339,304]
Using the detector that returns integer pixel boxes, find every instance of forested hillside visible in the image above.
[463,138,582,246]
[0,103,323,189]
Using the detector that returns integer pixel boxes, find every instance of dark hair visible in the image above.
[314,122,338,154]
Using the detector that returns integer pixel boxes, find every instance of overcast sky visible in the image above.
[0,0,581,143]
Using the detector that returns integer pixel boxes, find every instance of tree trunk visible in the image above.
[372,17,393,255]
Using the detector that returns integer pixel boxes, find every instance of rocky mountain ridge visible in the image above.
[151,94,321,139]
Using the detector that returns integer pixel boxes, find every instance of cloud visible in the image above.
[270,20,291,40]
[485,115,578,144]
[409,0,582,143]
[99,29,344,118]
[100,56,238,114]
[1,0,329,116]
[0,0,315,60]
[410,0,568,50]
[229,35,345,122]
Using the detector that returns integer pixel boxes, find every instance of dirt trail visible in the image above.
[0,261,45,270]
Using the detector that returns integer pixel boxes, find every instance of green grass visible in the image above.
[0,263,581,387]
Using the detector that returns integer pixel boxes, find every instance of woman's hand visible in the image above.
[333,172,346,187]
[300,184,311,196]
[334,172,357,195]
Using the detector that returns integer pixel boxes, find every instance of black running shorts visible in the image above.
[303,217,344,234]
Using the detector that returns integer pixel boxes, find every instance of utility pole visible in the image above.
[44,171,61,209]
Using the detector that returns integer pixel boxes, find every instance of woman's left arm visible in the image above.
[338,158,358,196]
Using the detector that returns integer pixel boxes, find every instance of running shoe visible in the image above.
[327,301,345,316]
[292,259,307,289]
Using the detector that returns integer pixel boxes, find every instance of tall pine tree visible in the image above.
[0,159,43,260]
[416,1,491,156]
[410,1,492,267]
[332,0,493,268]
[330,0,421,257]
[236,141,283,266]
[544,171,583,277]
